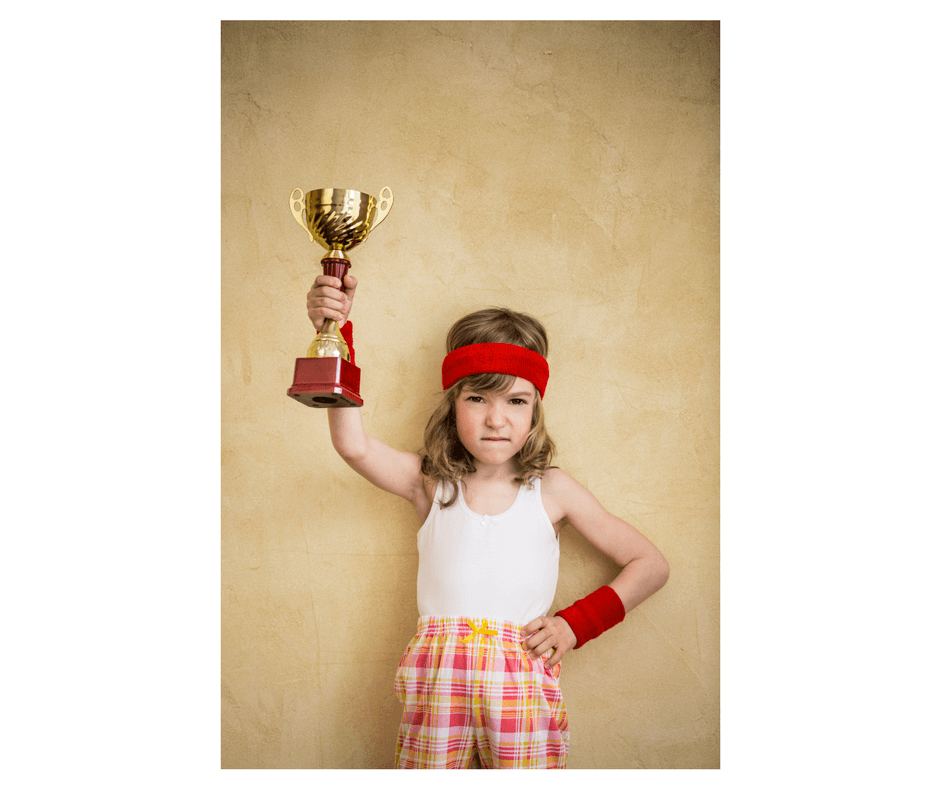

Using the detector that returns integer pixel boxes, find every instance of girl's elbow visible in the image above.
[650,551,670,589]
[332,435,367,464]
[657,555,670,587]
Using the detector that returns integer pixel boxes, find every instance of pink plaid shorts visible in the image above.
[394,616,569,769]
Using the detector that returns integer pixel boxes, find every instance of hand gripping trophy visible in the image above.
[287,187,393,407]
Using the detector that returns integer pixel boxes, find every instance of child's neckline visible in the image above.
[456,480,528,521]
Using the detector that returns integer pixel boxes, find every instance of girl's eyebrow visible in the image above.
[463,389,532,399]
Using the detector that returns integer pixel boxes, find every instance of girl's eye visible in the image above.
[510,398,528,406]
[467,395,484,403]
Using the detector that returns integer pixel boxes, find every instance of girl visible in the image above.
[307,273,670,770]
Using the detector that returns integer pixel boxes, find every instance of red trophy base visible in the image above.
[287,356,363,408]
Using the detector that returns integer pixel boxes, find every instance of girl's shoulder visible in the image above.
[540,466,575,492]
[539,467,577,523]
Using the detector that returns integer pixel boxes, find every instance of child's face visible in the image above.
[454,377,536,471]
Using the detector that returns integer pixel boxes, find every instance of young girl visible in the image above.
[307,273,670,770]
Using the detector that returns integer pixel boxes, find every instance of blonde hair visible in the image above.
[420,308,556,507]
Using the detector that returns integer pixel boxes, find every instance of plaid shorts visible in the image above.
[394,616,569,769]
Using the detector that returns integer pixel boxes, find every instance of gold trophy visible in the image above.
[287,187,393,407]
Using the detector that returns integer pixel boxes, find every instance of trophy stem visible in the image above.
[307,319,349,360]
[321,256,351,282]
[306,256,352,360]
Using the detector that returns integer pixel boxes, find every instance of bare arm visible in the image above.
[524,468,669,666]
[552,469,670,610]
[327,406,425,506]
[308,274,427,510]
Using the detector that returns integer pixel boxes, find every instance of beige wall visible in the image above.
[222,20,719,769]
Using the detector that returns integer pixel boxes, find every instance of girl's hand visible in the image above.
[521,615,577,669]
[306,273,357,333]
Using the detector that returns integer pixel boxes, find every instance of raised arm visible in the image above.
[327,406,425,505]
[307,275,427,510]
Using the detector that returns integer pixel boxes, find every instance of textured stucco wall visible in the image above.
[222,20,719,769]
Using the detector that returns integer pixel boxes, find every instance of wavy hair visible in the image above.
[420,308,556,507]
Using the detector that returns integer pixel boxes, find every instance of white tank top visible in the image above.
[416,478,560,623]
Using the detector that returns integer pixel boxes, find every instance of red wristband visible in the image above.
[340,320,355,366]
[556,586,626,649]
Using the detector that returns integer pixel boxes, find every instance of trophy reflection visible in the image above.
[287,187,393,407]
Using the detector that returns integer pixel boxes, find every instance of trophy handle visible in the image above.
[290,188,315,242]
[370,187,394,231]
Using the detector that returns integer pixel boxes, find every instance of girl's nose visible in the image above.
[486,404,506,426]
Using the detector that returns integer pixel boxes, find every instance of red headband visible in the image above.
[441,343,549,398]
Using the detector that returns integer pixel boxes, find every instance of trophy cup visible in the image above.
[287,187,393,408]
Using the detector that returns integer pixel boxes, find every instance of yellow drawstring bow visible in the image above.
[460,619,499,644]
